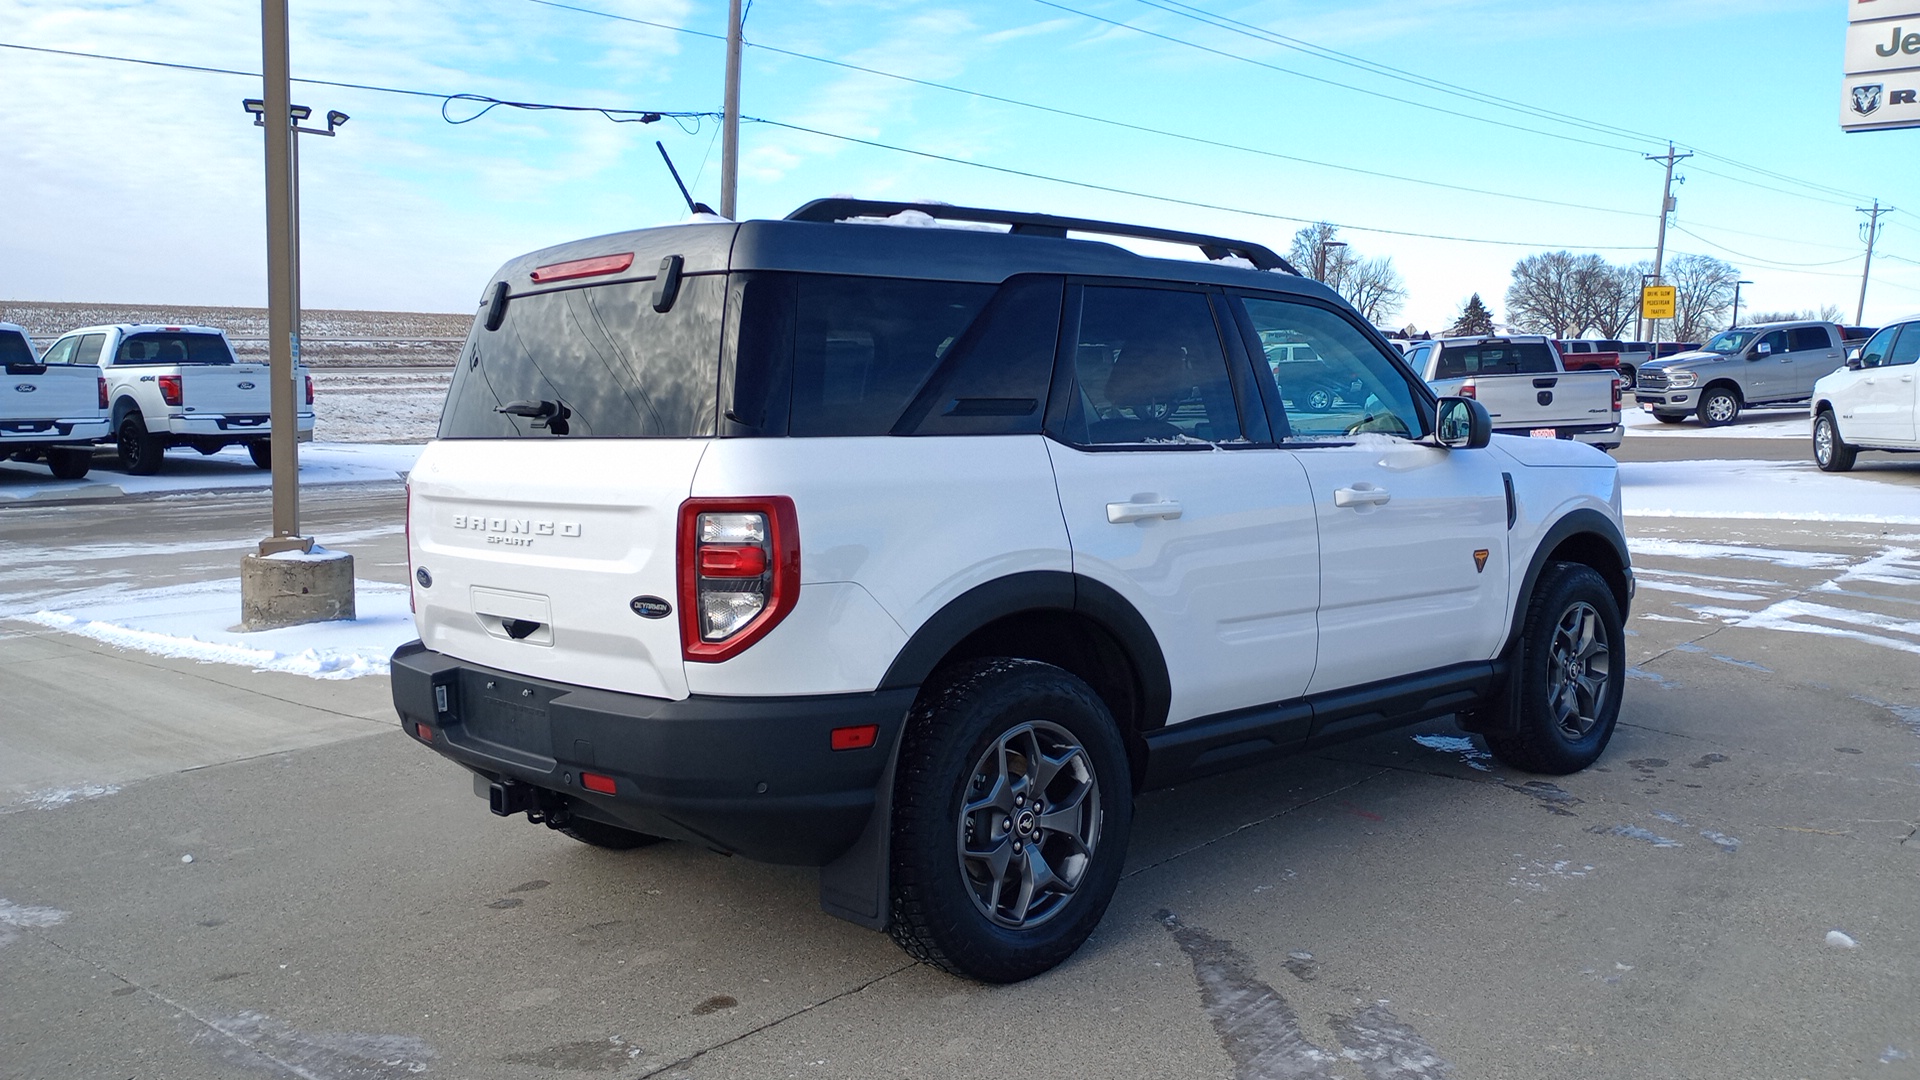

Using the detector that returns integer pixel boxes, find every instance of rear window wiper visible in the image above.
[496,398,572,435]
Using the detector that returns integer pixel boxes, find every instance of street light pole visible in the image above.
[1313,239,1345,284]
[1731,280,1751,330]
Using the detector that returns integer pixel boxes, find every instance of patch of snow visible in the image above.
[1622,408,1806,439]
[1632,580,1768,602]
[0,899,69,946]
[1826,930,1859,949]
[1600,825,1683,848]
[1621,460,1920,525]
[1410,733,1493,771]
[0,442,422,502]
[262,544,352,562]
[5,784,120,812]
[1689,599,1920,656]
[1700,830,1741,852]
[11,579,414,679]
[1628,537,1852,569]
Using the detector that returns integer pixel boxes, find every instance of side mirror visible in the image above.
[1846,346,1863,370]
[1435,396,1491,449]
[1754,342,1772,357]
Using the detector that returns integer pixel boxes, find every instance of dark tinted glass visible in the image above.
[1888,324,1920,367]
[1788,326,1832,352]
[788,276,995,437]
[1757,330,1787,354]
[898,276,1061,436]
[0,330,34,366]
[1858,325,1898,367]
[116,332,233,365]
[1434,341,1557,378]
[76,334,106,364]
[1061,286,1241,446]
[438,275,723,439]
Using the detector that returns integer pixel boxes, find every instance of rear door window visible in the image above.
[440,275,725,439]
[1887,324,1920,367]
[1788,326,1833,352]
[75,333,107,364]
[1056,285,1243,446]
[115,332,233,365]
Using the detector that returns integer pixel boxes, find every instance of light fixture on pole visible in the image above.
[1730,280,1751,330]
[1313,239,1346,283]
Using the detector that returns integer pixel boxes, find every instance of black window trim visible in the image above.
[1040,277,1263,452]
[1223,287,1436,448]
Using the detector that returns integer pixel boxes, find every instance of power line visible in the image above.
[1668,225,1864,269]
[0,40,719,127]
[1028,0,1649,156]
[748,117,1649,249]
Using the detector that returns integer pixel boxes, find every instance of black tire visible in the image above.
[889,658,1132,983]
[1618,365,1636,388]
[1813,411,1857,473]
[556,817,667,850]
[1305,387,1335,412]
[1484,563,1625,775]
[116,415,165,475]
[45,448,91,480]
[1696,386,1741,427]
[1653,414,1686,425]
[248,440,272,470]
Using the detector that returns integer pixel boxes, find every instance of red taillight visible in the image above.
[831,724,879,751]
[96,377,108,409]
[1458,380,1477,400]
[678,497,799,663]
[530,252,634,284]
[304,374,314,406]
[1611,377,1623,410]
[157,374,183,406]
[581,772,617,794]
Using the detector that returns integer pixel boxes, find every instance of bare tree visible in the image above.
[1664,253,1739,343]
[1505,252,1588,336]
[1287,222,1356,284]
[1584,261,1646,338]
[1744,304,1846,325]
[1338,255,1406,325]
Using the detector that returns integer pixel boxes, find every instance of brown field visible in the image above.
[0,300,472,368]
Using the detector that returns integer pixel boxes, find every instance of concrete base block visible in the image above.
[241,548,356,630]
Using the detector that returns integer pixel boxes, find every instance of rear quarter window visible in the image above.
[439,275,725,439]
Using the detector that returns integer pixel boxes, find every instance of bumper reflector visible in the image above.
[414,723,433,742]
[582,772,617,795]
[831,724,879,751]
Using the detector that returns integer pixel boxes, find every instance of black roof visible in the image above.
[485,200,1326,303]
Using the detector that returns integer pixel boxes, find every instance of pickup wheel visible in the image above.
[1484,563,1625,775]
[116,415,166,475]
[1813,412,1857,472]
[1618,365,1636,388]
[1696,386,1741,427]
[248,440,272,470]
[888,658,1131,983]
[556,817,667,850]
[46,447,92,480]
[1305,387,1335,412]
[1653,414,1686,425]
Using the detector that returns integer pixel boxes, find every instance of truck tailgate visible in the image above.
[177,363,274,416]
[1457,371,1616,431]
[2,365,99,426]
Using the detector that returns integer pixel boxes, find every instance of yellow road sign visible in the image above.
[1642,285,1677,320]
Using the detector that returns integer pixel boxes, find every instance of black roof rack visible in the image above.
[786,198,1299,275]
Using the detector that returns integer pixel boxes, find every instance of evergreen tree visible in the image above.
[1448,294,1495,336]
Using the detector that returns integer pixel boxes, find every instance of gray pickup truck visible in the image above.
[1634,320,1847,426]
[1408,335,1622,451]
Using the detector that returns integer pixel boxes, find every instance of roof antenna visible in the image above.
[656,141,717,217]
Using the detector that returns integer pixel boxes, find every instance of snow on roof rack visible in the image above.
[785,198,1300,275]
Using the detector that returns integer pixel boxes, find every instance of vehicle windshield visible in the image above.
[1701,330,1757,355]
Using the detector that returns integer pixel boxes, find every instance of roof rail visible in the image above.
[785,198,1299,275]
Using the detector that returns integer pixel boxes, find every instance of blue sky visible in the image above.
[2,0,1917,330]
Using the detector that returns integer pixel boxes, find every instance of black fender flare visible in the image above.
[110,396,142,428]
[876,569,1171,732]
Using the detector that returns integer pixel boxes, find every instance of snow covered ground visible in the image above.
[1622,404,1807,439]
[311,369,449,444]
[0,441,422,502]
[1621,459,1920,524]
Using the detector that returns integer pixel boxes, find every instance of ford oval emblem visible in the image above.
[12,384,35,393]
[630,595,672,619]
[237,381,256,390]
[415,567,433,588]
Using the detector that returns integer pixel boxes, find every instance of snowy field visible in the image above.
[311,369,450,443]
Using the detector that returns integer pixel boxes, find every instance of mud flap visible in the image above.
[817,729,904,931]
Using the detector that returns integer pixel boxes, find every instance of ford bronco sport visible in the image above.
[391,199,1633,982]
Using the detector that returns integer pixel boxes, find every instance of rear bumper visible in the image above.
[389,641,915,865]
[0,417,110,444]
[160,411,316,439]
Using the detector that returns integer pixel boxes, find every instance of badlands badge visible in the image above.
[1852,83,1883,116]
[1473,549,1490,573]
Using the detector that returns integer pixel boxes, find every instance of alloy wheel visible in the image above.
[1547,601,1611,740]
[956,720,1102,930]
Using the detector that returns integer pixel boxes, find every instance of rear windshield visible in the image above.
[440,275,725,439]
[0,330,34,366]
[116,331,234,365]
[1433,341,1556,379]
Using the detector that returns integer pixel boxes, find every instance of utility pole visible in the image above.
[719,0,742,219]
[1312,239,1345,283]
[1642,142,1692,343]
[1856,199,1893,325]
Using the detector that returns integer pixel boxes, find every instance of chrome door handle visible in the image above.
[1106,500,1182,523]
[1334,485,1391,508]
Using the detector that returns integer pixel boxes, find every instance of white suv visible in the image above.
[391,200,1633,982]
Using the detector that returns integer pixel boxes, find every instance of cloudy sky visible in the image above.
[2,0,1917,330]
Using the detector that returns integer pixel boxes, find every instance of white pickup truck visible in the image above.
[2,322,108,479]
[41,324,314,475]
[1407,335,1623,451]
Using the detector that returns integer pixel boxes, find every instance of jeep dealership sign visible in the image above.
[1844,0,1920,131]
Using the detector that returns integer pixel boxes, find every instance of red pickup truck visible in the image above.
[1553,340,1657,388]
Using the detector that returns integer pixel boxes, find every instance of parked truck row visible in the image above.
[1,323,313,478]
